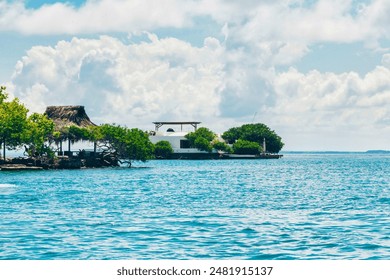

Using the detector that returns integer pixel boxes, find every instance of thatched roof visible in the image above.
[45,106,96,131]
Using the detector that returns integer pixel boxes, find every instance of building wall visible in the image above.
[149,132,210,154]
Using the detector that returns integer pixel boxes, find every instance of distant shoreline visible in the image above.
[282,150,390,154]
[3,149,390,158]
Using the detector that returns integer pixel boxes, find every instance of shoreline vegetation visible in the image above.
[0,86,284,170]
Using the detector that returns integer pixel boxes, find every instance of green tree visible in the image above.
[232,139,261,155]
[0,86,7,103]
[24,113,55,158]
[0,86,29,160]
[194,137,213,152]
[185,127,216,152]
[221,127,241,144]
[222,123,284,153]
[86,125,103,154]
[124,128,155,163]
[212,141,233,153]
[98,124,154,166]
[68,125,91,142]
[154,140,173,159]
[86,125,103,142]
[53,125,96,154]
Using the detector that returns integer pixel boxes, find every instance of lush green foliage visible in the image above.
[232,139,261,155]
[85,125,104,142]
[67,125,92,142]
[54,124,155,164]
[194,137,213,152]
[24,113,55,157]
[185,127,216,152]
[222,123,284,153]
[221,127,241,144]
[212,141,233,153]
[0,86,7,103]
[98,124,154,164]
[154,140,173,159]
[0,86,29,159]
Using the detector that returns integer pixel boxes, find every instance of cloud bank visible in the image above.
[10,34,390,148]
[3,0,390,150]
[11,35,225,127]
[0,0,195,34]
[2,0,390,46]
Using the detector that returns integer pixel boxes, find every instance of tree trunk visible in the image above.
[60,141,62,153]
[68,139,71,152]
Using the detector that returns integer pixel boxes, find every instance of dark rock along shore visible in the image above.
[0,152,119,171]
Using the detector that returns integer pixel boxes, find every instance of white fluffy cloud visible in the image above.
[202,0,390,44]
[0,0,195,34]
[4,0,390,150]
[10,34,390,150]
[271,64,390,129]
[11,35,225,128]
[265,56,390,150]
[1,0,390,46]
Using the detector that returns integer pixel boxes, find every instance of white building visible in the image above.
[148,122,220,158]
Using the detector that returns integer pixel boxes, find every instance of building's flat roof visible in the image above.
[152,122,201,125]
[153,121,201,131]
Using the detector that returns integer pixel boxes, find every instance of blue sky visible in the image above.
[1,0,390,151]
[25,0,85,8]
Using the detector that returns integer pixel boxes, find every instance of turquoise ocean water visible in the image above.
[0,153,389,259]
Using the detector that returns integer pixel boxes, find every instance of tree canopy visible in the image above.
[96,124,155,166]
[49,124,155,166]
[0,86,29,160]
[212,140,233,153]
[24,113,55,158]
[185,127,216,152]
[222,123,284,153]
[232,139,261,155]
[154,140,173,159]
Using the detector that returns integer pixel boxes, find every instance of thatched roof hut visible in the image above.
[45,105,96,131]
[44,106,97,153]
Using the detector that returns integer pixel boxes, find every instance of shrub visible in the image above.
[185,127,216,152]
[232,139,261,155]
[212,141,233,153]
[154,140,173,159]
[222,123,284,153]
[194,137,213,153]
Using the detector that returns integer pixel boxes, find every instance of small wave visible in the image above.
[378,197,390,204]
[249,253,292,260]
[356,243,382,250]
[0,183,16,188]
[241,227,257,234]
[309,211,328,216]
[0,183,18,195]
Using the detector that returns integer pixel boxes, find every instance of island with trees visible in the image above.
[0,86,283,170]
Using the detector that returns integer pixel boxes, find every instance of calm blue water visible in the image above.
[1,153,389,260]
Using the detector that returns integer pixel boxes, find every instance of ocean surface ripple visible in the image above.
[1,153,389,259]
